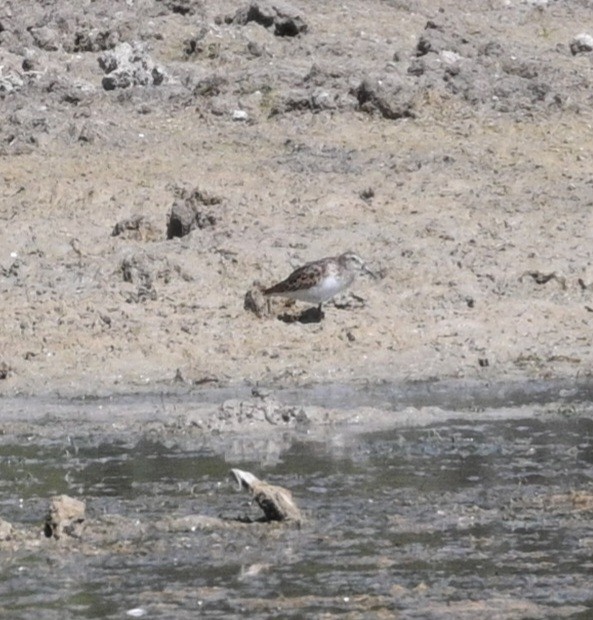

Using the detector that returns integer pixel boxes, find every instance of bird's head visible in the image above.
[339,251,376,278]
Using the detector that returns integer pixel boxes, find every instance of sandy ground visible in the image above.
[1,0,593,399]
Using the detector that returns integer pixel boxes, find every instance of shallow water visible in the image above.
[1,409,593,619]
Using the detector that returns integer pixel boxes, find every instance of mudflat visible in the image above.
[1,0,592,399]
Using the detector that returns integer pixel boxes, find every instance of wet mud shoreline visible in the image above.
[2,376,593,440]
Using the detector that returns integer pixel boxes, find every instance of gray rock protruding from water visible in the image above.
[44,495,86,540]
[231,468,302,523]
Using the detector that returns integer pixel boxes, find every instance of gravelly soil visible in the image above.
[1,0,593,398]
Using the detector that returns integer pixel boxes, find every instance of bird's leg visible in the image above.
[317,303,324,320]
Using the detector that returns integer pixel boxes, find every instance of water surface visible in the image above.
[1,407,592,619]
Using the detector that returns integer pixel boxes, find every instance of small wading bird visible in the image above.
[264,251,375,319]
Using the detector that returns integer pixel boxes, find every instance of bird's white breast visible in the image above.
[289,274,352,303]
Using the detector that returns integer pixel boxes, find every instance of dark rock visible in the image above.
[359,187,374,201]
[21,56,36,72]
[167,201,196,239]
[72,29,118,52]
[354,77,415,120]
[166,186,221,239]
[234,4,275,29]
[102,73,131,91]
[98,42,166,90]
[229,2,307,37]
[157,0,201,16]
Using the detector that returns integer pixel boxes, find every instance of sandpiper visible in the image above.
[264,251,375,317]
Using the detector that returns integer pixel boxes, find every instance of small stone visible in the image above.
[244,282,270,318]
[232,109,248,121]
[247,40,264,56]
[440,50,461,66]
[230,469,302,523]
[166,186,221,239]
[570,33,593,55]
[354,77,416,120]
[44,495,86,540]
[359,187,375,201]
[112,215,159,241]
[22,56,36,72]
[30,26,60,51]
[97,42,166,90]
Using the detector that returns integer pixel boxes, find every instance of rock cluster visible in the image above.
[98,42,166,91]
[167,186,221,239]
